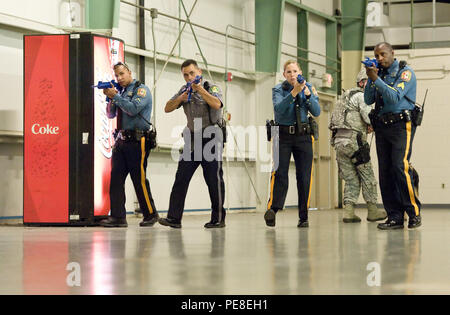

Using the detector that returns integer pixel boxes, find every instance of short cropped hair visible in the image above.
[375,42,393,52]
[181,59,199,70]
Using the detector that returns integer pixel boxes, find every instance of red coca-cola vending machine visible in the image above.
[23,33,124,226]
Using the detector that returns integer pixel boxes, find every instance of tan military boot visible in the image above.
[343,203,361,223]
[367,202,387,222]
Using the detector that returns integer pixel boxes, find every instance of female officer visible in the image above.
[265,60,321,228]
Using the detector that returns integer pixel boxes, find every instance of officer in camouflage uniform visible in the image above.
[330,69,387,223]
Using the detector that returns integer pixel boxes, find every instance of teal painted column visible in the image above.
[85,0,120,30]
[341,0,368,89]
[297,10,309,80]
[255,0,285,73]
[325,20,338,93]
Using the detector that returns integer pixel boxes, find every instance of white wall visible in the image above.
[366,1,450,47]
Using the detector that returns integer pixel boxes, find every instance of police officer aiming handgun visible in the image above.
[364,42,422,230]
[100,62,159,228]
[159,59,226,229]
[264,60,321,228]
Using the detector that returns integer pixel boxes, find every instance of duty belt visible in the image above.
[375,110,412,127]
[114,129,150,142]
[278,123,311,136]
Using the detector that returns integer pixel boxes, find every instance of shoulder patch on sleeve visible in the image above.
[311,86,318,96]
[400,70,412,82]
[210,86,220,94]
[137,88,147,97]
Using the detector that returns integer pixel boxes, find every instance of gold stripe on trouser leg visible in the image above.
[403,122,419,216]
[140,137,153,214]
[306,136,314,209]
[267,139,276,210]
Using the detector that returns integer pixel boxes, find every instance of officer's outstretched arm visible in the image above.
[374,70,416,105]
[112,86,152,117]
[273,86,293,115]
[197,85,222,110]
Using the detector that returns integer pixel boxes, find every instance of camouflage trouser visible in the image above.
[335,140,378,205]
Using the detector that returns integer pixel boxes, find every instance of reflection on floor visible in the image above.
[0,208,449,295]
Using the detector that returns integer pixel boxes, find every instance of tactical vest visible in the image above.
[330,88,365,132]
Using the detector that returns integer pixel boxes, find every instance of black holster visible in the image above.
[147,125,157,149]
[351,132,371,166]
[412,106,424,126]
[266,120,275,142]
[309,117,319,140]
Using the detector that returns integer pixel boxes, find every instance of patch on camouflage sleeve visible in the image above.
[137,88,147,97]
[401,70,412,82]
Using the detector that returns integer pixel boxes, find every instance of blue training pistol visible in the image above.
[182,75,203,102]
[361,57,378,68]
[297,74,305,84]
[92,80,123,102]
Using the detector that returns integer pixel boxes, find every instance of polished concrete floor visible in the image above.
[0,208,449,295]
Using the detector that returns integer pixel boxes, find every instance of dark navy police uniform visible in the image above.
[364,59,421,227]
[105,79,158,224]
[267,80,321,226]
[164,80,226,228]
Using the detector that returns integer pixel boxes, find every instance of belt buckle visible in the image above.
[289,126,295,134]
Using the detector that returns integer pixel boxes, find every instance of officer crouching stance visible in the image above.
[364,42,422,230]
[159,59,226,229]
[100,62,159,228]
[264,60,320,228]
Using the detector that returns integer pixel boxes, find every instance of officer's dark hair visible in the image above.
[181,59,199,70]
[375,42,393,52]
[113,61,131,72]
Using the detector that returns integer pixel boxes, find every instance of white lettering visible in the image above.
[181,299,215,312]
[367,262,381,287]
[66,262,81,287]
[31,124,60,135]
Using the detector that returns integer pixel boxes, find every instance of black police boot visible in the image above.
[204,221,226,229]
[264,209,276,227]
[408,215,422,229]
[158,217,182,229]
[377,219,404,230]
[140,213,160,227]
[297,220,309,228]
[100,217,128,228]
